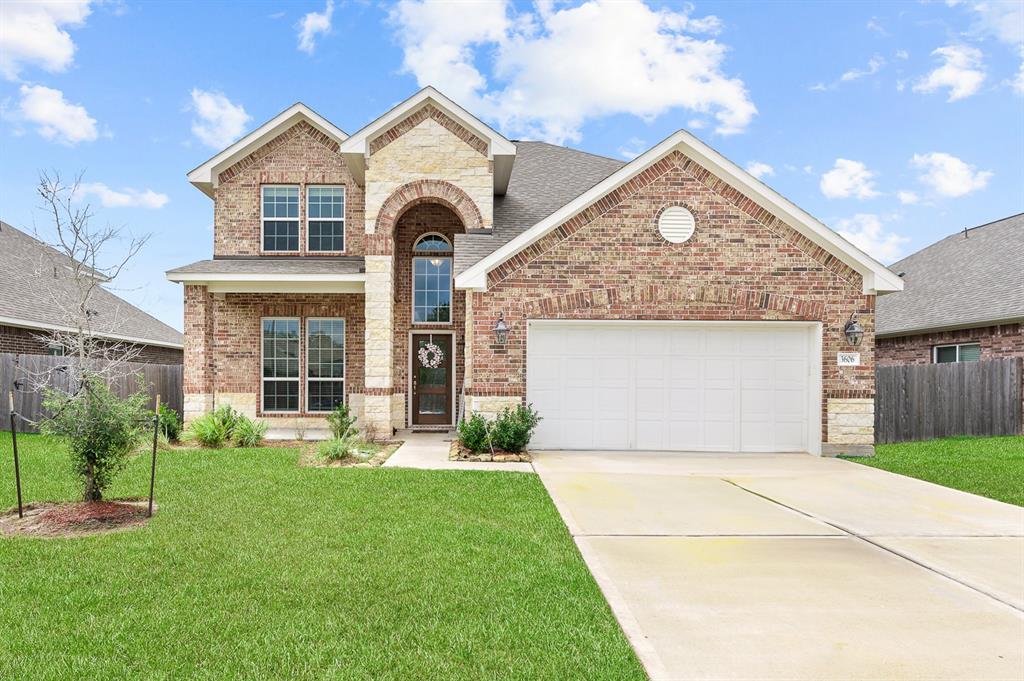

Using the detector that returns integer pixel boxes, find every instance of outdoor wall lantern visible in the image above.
[843,313,864,347]
[493,312,509,345]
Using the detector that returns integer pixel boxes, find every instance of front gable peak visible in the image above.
[339,86,517,195]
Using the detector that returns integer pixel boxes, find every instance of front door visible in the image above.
[411,334,453,426]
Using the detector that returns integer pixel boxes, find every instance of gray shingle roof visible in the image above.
[876,213,1024,336]
[167,257,365,275]
[454,141,624,273]
[0,221,183,347]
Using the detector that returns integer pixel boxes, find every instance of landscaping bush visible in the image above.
[458,413,490,453]
[40,373,149,501]
[320,435,357,462]
[157,403,182,442]
[327,402,358,440]
[212,405,241,439]
[232,416,268,448]
[490,404,542,453]
[189,413,230,448]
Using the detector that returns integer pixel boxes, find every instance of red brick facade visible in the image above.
[213,121,366,258]
[0,323,182,364]
[877,323,1024,365]
[467,151,875,442]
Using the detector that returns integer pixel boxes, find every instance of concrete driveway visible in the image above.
[533,451,1024,681]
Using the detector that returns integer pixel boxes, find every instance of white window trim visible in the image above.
[306,317,346,414]
[932,342,981,363]
[306,185,346,254]
[412,256,453,326]
[261,185,301,254]
[261,317,301,413]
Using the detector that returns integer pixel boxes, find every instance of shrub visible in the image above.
[40,373,149,501]
[458,413,490,453]
[233,416,268,448]
[212,405,241,438]
[326,402,358,440]
[490,404,542,453]
[320,435,357,462]
[189,413,230,448]
[157,403,182,442]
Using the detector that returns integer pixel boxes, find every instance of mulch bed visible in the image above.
[0,500,152,538]
[449,441,532,463]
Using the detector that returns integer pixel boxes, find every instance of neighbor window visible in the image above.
[933,343,981,363]
[262,186,300,252]
[262,318,300,412]
[307,186,345,252]
[307,318,345,413]
[412,234,452,324]
[46,343,65,357]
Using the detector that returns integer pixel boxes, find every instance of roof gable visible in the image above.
[339,86,517,194]
[187,103,348,198]
[454,130,904,295]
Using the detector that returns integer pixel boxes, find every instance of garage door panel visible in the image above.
[527,323,815,452]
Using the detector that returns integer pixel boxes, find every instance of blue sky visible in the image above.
[1,0,1022,332]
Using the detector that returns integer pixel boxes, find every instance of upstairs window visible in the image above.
[308,186,345,252]
[262,186,299,252]
[412,234,452,324]
[934,343,981,363]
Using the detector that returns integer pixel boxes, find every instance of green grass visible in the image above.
[843,435,1024,506]
[0,432,643,680]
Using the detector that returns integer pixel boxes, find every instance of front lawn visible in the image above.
[0,433,643,679]
[844,435,1024,506]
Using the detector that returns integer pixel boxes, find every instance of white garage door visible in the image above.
[526,322,820,453]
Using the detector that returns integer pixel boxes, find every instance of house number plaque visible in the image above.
[837,352,861,366]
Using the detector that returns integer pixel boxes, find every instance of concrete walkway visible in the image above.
[533,450,1024,681]
[383,431,533,472]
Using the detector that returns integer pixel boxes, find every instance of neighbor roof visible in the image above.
[876,213,1024,337]
[0,221,183,348]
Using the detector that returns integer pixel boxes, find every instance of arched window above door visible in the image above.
[414,234,452,252]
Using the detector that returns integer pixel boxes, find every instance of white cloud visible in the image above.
[617,137,647,159]
[895,49,909,60]
[389,0,757,143]
[866,17,888,36]
[896,190,919,205]
[968,0,1023,45]
[745,161,774,179]
[835,214,909,263]
[76,182,169,209]
[840,55,885,82]
[913,45,986,101]
[0,0,91,80]
[911,152,992,197]
[297,0,334,55]
[820,159,879,199]
[1014,50,1024,94]
[687,118,706,130]
[17,84,97,144]
[189,89,251,149]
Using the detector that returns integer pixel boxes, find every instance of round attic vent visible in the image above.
[658,206,696,244]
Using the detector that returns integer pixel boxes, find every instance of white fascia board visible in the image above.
[0,315,183,350]
[166,271,366,284]
[455,130,905,295]
[338,86,516,192]
[186,103,348,198]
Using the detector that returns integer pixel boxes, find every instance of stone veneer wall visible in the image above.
[876,323,1023,365]
[0,324,182,364]
[213,121,366,257]
[182,290,365,426]
[467,150,877,447]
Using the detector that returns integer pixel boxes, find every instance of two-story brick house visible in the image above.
[167,87,903,454]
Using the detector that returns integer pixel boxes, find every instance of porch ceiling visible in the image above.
[165,257,366,294]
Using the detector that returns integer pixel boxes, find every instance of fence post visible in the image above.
[9,390,23,518]
[148,394,160,518]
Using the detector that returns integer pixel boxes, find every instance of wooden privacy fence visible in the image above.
[875,357,1023,444]
[0,353,183,433]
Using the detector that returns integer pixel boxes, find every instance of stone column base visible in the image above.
[183,392,213,423]
[467,395,523,421]
[362,393,403,439]
[822,443,875,457]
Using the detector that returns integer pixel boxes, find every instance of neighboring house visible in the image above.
[167,87,902,454]
[0,221,183,364]
[877,214,1023,366]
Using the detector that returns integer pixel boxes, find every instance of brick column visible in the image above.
[183,284,214,422]
[364,253,396,435]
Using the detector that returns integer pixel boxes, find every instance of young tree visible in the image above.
[28,172,152,501]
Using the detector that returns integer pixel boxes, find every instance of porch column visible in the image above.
[364,253,396,436]
[182,284,214,422]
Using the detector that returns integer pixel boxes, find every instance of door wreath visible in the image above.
[418,342,444,369]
